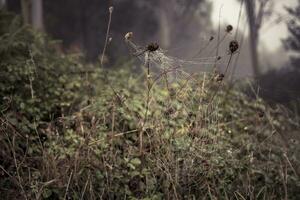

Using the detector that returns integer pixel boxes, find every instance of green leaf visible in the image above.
[42,188,52,199]
[130,158,141,166]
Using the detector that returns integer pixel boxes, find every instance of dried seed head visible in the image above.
[257,111,264,118]
[164,107,175,117]
[226,25,233,33]
[124,32,133,40]
[216,73,225,82]
[229,40,239,54]
[169,88,176,97]
[146,42,159,52]
[188,112,195,119]
[109,6,114,13]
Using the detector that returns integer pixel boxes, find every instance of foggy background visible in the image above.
[2,0,300,110]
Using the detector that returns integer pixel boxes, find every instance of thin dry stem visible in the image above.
[100,7,113,67]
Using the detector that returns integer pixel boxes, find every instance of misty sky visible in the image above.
[211,0,298,52]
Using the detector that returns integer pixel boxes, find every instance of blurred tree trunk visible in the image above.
[21,0,30,24]
[285,1,300,69]
[244,0,272,77]
[159,12,171,48]
[245,0,261,77]
[158,1,171,48]
[0,0,6,8]
[31,0,44,30]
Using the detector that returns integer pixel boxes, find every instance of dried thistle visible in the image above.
[229,40,239,54]
[257,111,264,118]
[125,32,133,40]
[226,25,233,33]
[146,43,159,52]
[164,107,175,117]
[216,73,225,82]
[131,42,159,57]
[109,6,114,13]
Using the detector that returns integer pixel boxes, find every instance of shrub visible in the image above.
[0,10,94,131]
[0,10,299,200]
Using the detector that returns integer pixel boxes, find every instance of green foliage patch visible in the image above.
[0,10,299,200]
[0,11,91,124]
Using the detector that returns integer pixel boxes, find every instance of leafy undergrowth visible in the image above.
[1,10,300,200]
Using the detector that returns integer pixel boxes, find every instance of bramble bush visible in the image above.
[0,10,299,200]
[1,10,96,122]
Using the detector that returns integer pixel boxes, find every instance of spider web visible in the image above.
[126,39,230,98]
[125,38,227,127]
[125,30,300,113]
